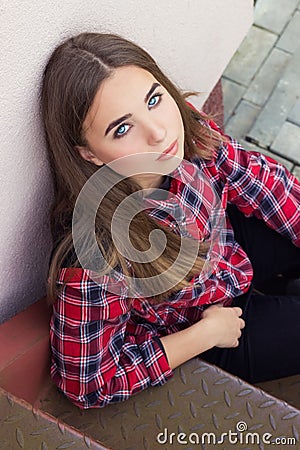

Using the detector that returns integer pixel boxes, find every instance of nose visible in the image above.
[145,119,166,146]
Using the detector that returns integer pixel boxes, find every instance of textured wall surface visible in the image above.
[0,0,252,323]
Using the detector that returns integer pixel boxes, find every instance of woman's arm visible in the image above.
[160,304,245,369]
[50,268,172,409]
[196,118,300,246]
[50,268,245,409]
[213,125,300,246]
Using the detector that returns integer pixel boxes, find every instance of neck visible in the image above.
[133,173,164,191]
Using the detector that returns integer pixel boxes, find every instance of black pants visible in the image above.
[201,205,300,383]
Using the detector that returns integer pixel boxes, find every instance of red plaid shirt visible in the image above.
[50,121,300,409]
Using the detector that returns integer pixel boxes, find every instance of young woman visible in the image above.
[41,32,300,409]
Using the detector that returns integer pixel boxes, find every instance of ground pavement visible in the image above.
[222,0,300,180]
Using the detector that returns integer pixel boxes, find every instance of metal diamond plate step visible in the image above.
[37,358,300,450]
[0,387,108,450]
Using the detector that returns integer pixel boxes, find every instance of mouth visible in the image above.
[156,140,178,161]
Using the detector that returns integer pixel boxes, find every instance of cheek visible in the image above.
[167,99,184,132]
[105,141,142,165]
[113,140,140,156]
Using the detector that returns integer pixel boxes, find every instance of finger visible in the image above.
[239,318,246,329]
[233,307,243,316]
[232,339,239,348]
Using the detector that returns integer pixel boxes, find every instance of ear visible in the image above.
[75,146,104,166]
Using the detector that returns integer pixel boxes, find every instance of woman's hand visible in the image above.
[201,303,245,348]
[160,303,245,369]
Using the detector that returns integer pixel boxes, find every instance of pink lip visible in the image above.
[156,140,178,160]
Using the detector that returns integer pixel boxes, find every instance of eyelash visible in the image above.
[113,92,164,139]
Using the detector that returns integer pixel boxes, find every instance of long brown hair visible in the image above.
[41,32,223,304]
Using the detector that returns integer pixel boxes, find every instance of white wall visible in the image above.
[0,0,253,323]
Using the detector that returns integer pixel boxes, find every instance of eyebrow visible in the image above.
[144,82,160,103]
[104,113,132,136]
[104,82,161,136]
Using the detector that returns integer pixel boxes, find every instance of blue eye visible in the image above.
[114,123,130,139]
[148,93,163,108]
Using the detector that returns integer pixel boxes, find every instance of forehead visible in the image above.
[104,65,156,94]
[84,66,158,131]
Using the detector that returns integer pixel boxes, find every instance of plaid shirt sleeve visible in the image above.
[50,268,173,409]
[209,121,300,246]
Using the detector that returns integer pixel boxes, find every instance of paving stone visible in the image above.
[225,100,261,142]
[239,139,294,171]
[239,138,264,152]
[288,98,300,126]
[222,78,246,124]
[223,26,277,86]
[276,11,300,53]
[292,165,300,180]
[238,138,267,156]
[254,0,299,34]
[244,48,291,107]
[271,121,300,164]
[247,47,300,147]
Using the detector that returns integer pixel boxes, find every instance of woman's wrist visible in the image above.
[160,318,216,370]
